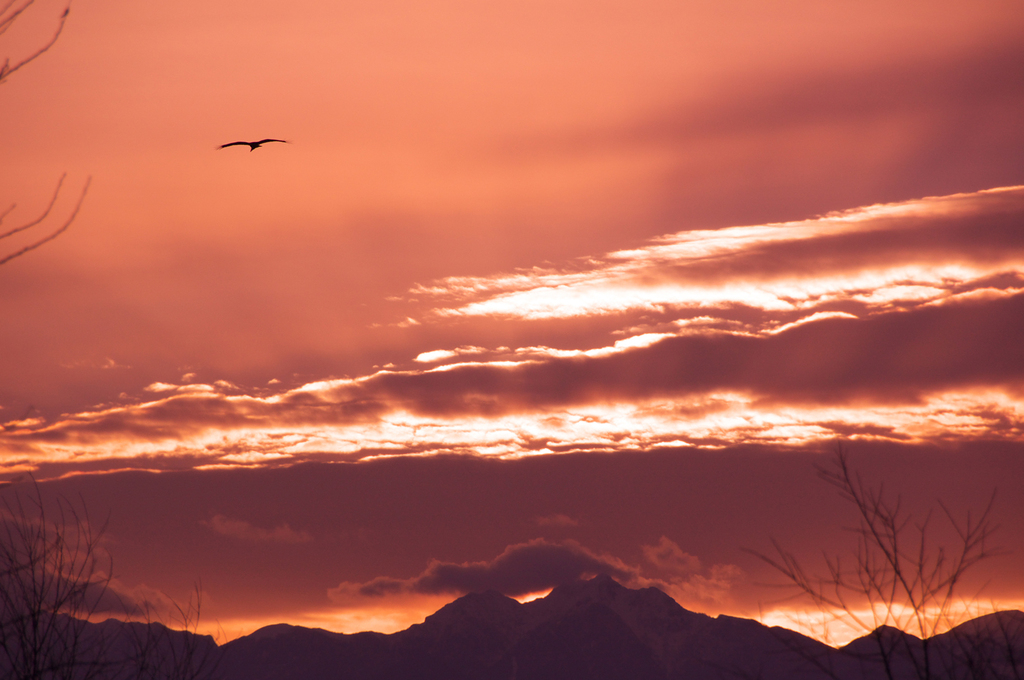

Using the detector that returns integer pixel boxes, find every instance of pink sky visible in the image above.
[2,0,1024,642]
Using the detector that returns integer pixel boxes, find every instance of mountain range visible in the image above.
[212,575,1024,680]
[8,575,1019,679]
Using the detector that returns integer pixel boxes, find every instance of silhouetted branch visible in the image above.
[0,175,90,266]
[1,481,220,680]
[746,443,1017,680]
[125,583,220,680]
[0,173,64,240]
[1,0,85,266]
[0,0,71,84]
[0,478,113,680]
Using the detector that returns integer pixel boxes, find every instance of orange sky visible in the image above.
[2,0,1024,644]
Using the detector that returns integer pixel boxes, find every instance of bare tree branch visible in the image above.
[0,478,113,680]
[0,176,90,266]
[746,442,1018,680]
[124,583,220,680]
[0,173,64,241]
[1,0,85,267]
[1,481,220,680]
[0,0,71,84]
[0,0,33,38]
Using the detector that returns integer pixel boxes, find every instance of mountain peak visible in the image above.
[245,623,308,641]
[541,572,628,603]
[531,574,700,617]
[420,589,523,629]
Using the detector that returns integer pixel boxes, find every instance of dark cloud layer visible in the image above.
[332,535,742,606]
[657,207,1024,286]
[604,41,1024,231]
[353,293,1024,411]
[339,538,637,598]
[4,288,1021,462]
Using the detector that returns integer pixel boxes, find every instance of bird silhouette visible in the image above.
[219,139,289,151]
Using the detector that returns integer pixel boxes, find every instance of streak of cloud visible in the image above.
[1,187,1022,476]
[535,514,579,528]
[414,186,1024,322]
[201,514,312,544]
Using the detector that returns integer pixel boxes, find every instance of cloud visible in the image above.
[330,538,640,599]
[534,513,579,528]
[635,42,1024,155]
[201,514,312,544]
[3,295,1024,471]
[92,577,179,618]
[2,186,1023,474]
[642,536,701,576]
[414,346,488,363]
[0,559,179,619]
[662,563,745,606]
[525,40,1024,231]
[328,537,742,608]
[641,536,743,605]
[413,186,1024,322]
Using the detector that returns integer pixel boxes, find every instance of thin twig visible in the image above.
[0,173,65,241]
[0,176,89,266]
[0,1,71,83]
[0,0,32,37]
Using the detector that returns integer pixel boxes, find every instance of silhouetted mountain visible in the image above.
[222,574,1009,680]
[19,577,1019,680]
[0,612,218,680]
[840,611,1024,680]
[21,577,1019,679]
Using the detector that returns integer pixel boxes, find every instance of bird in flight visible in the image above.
[219,139,289,151]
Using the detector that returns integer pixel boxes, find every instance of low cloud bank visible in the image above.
[329,537,741,607]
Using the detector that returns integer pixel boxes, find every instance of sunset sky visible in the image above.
[2,0,1024,643]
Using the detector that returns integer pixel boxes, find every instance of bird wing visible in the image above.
[256,139,289,144]
[219,141,250,149]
